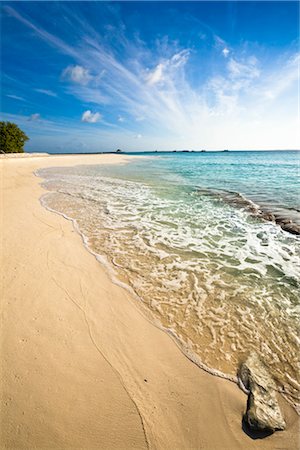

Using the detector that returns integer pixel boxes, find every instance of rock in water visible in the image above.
[238,353,286,433]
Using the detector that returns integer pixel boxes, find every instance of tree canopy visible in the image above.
[0,121,29,153]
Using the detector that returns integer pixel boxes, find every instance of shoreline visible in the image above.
[39,190,239,386]
[1,154,299,449]
[38,186,299,409]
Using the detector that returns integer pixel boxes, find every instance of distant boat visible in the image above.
[116,149,122,153]
[201,150,206,152]
[182,150,189,153]
[223,149,229,152]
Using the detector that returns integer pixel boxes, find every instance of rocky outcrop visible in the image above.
[238,353,286,433]
[196,187,300,236]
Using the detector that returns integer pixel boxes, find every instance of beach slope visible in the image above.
[1,154,299,449]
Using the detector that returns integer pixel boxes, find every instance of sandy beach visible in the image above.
[1,153,299,450]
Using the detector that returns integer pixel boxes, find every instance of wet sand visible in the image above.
[1,154,299,449]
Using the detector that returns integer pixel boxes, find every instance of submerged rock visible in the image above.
[238,353,286,433]
[279,221,300,235]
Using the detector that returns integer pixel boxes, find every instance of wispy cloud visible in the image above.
[228,57,260,80]
[260,53,299,101]
[0,111,134,152]
[6,94,25,101]
[28,113,41,121]
[3,4,299,150]
[146,63,164,86]
[145,50,190,86]
[3,5,78,59]
[35,88,57,97]
[65,84,109,105]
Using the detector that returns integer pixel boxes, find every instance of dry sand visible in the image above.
[1,154,299,449]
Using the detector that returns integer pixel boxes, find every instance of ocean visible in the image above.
[38,150,300,413]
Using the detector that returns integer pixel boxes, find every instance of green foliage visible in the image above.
[0,121,29,153]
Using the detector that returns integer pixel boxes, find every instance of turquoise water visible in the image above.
[101,150,300,229]
[38,151,300,412]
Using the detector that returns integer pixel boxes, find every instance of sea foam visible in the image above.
[37,152,300,413]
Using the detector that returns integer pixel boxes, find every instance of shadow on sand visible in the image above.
[242,416,274,440]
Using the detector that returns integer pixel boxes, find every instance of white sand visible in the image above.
[1,154,299,449]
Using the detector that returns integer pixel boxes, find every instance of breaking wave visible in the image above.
[36,158,300,414]
[196,187,300,235]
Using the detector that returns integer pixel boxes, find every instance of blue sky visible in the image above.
[1,1,299,152]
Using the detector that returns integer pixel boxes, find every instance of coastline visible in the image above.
[1,154,299,449]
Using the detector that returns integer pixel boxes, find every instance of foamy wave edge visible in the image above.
[196,187,300,236]
[38,191,238,381]
[36,175,299,414]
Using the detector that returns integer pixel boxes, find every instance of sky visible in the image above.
[1,1,299,152]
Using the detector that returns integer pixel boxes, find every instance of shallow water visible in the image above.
[38,151,300,412]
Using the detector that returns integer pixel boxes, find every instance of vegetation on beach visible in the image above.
[0,121,29,153]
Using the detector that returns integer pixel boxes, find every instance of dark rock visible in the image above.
[280,222,300,235]
[238,353,286,433]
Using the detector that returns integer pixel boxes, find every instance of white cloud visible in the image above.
[171,50,190,67]
[118,115,125,122]
[63,65,92,85]
[6,94,25,101]
[81,110,101,123]
[146,50,190,86]
[146,63,164,85]
[134,133,142,139]
[35,88,57,97]
[227,57,260,80]
[6,4,299,150]
[28,113,41,121]
[222,47,230,58]
[215,35,226,47]
[135,116,145,122]
[66,85,109,105]
[260,53,299,101]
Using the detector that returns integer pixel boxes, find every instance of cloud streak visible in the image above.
[35,88,57,97]
[3,3,299,150]
[28,113,41,121]
[6,94,25,101]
